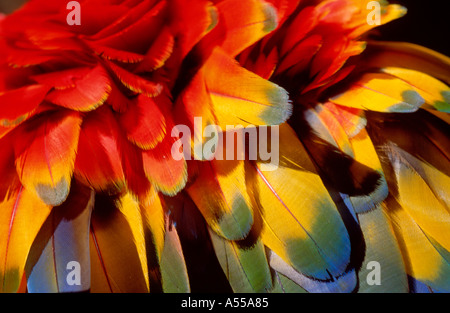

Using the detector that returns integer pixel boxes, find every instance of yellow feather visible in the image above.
[388,145,450,251]
[381,67,450,112]
[0,187,51,292]
[365,41,450,85]
[348,129,388,212]
[204,48,291,128]
[117,193,149,289]
[188,158,254,240]
[357,205,408,292]
[251,124,351,280]
[349,3,407,37]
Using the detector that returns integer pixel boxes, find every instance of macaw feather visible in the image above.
[356,204,408,292]
[203,48,291,128]
[142,132,188,196]
[119,94,166,150]
[41,65,112,112]
[74,107,125,193]
[385,145,450,252]
[209,228,272,293]
[271,271,307,293]
[385,197,450,292]
[330,72,426,113]
[117,190,166,292]
[249,123,352,281]
[380,67,450,113]
[0,84,50,127]
[14,110,82,206]
[0,186,51,292]
[135,27,175,72]
[174,69,219,160]
[25,181,93,293]
[304,101,387,212]
[89,0,167,54]
[365,41,450,85]
[268,249,357,293]
[214,0,278,57]
[188,159,254,241]
[160,218,190,293]
[107,61,163,97]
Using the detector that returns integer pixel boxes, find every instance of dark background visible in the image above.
[0,0,448,55]
[0,0,26,14]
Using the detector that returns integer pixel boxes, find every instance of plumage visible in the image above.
[364,41,450,85]
[119,94,166,150]
[25,181,93,293]
[330,72,426,113]
[119,134,152,199]
[364,108,450,292]
[386,197,450,292]
[278,6,319,58]
[41,65,112,112]
[203,48,291,127]
[305,39,366,93]
[276,35,323,76]
[135,27,175,72]
[0,186,51,292]
[107,61,163,97]
[356,205,408,292]
[174,69,218,160]
[0,135,21,200]
[188,159,254,241]
[0,85,50,128]
[304,102,355,156]
[90,194,149,293]
[0,0,448,294]
[209,229,273,293]
[119,189,167,292]
[347,2,407,37]
[88,43,145,64]
[160,218,190,293]
[14,110,82,206]
[168,0,217,59]
[249,124,352,281]
[271,271,307,293]
[268,249,357,293]
[291,117,382,198]
[115,193,150,289]
[380,67,450,112]
[89,1,167,54]
[87,0,159,41]
[142,133,188,196]
[213,0,278,57]
[74,107,125,193]
[367,111,449,249]
[386,145,450,251]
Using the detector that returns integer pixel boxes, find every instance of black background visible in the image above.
[0,0,448,56]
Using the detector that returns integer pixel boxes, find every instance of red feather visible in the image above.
[135,27,175,72]
[142,130,187,196]
[43,65,112,111]
[107,61,162,97]
[0,85,50,127]
[119,94,167,150]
